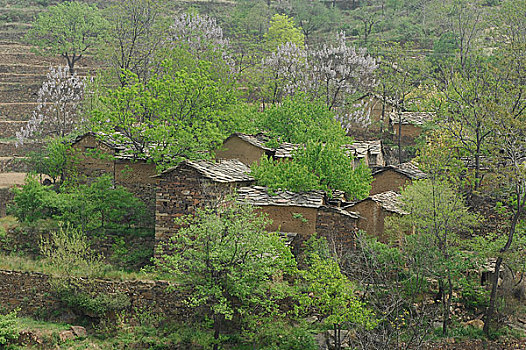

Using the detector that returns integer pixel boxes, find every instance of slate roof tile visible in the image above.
[157,159,254,183]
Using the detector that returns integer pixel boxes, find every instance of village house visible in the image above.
[236,186,359,256]
[70,132,158,218]
[215,133,275,166]
[344,190,407,243]
[370,162,427,195]
[343,140,385,170]
[390,112,434,144]
[154,159,254,247]
[216,133,385,170]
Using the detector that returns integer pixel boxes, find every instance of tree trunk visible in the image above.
[398,111,403,164]
[484,197,522,335]
[213,314,221,350]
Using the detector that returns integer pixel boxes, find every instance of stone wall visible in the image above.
[0,157,29,172]
[0,269,188,321]
[71,135,158,224]
[0,121,27,138]
[115,161,157,218]
[0,187,14,217]
[0,102,36,121]
[0,141,43,157]
[155,165,251,248]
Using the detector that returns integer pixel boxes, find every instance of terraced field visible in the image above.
[0,2,100,192]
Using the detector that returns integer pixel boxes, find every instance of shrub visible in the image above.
[54,284,130,318]
[10,175,151,236]
[0,309,19,346]
[41,223,106,278]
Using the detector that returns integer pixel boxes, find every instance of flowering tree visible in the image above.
[261,32,377,128]
[16,66,86,145]
[307,32,377,110]
[262,42,307,104]
[170,13,229,58]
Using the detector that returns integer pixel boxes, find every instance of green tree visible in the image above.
[297,236,377,350]
[103,0,168,86]
[257,95,348,146]
[155,203,296,350]
[25,137,77,184]
[90,55,241,169]
[388,179,478,335]
[25,1,108,74]
[371,41,430,163]
[265,14,305,51]
[289,0,340,44]
[252,95,372,198]
[481,50,526,335]
[9,175,150,236]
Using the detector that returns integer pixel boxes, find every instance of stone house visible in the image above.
[70,132,158,218]
[236,186,359,255]
[370,162,427,196]
[154,159,254,247]
[271,138,385,170]
[344,191,407,243]
[343,140,385,170]
[390,112,434,144]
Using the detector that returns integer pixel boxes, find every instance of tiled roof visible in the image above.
[157,159,254,183]
[230,133,273,151]
[373,162,427,180]
[237,186,324,208]
[71,132,128,151]
[345,191,407,215]
[344,140,383,159]
[237,186,359,218]
[390,112,434,126]
[72,132,154,161]
[370,191,407,214]
[274,142,300,158]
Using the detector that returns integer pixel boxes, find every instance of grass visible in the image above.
[0,253,172,281]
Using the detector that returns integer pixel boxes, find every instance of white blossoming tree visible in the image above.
[170,13,229,58]
[16,66,86,145]
[261,32,377,129]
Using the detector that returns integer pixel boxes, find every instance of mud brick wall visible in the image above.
[392,123,423,145]
[115,161,158,220]
[155,165,251,248]
[0,269,189,321]
[371,170,412,195]
[316,207,357,255]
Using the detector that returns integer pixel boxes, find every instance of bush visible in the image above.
[55,284,130,318]
[0,309,19,346]
[10,175,151,236]
[41,223,106,278]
